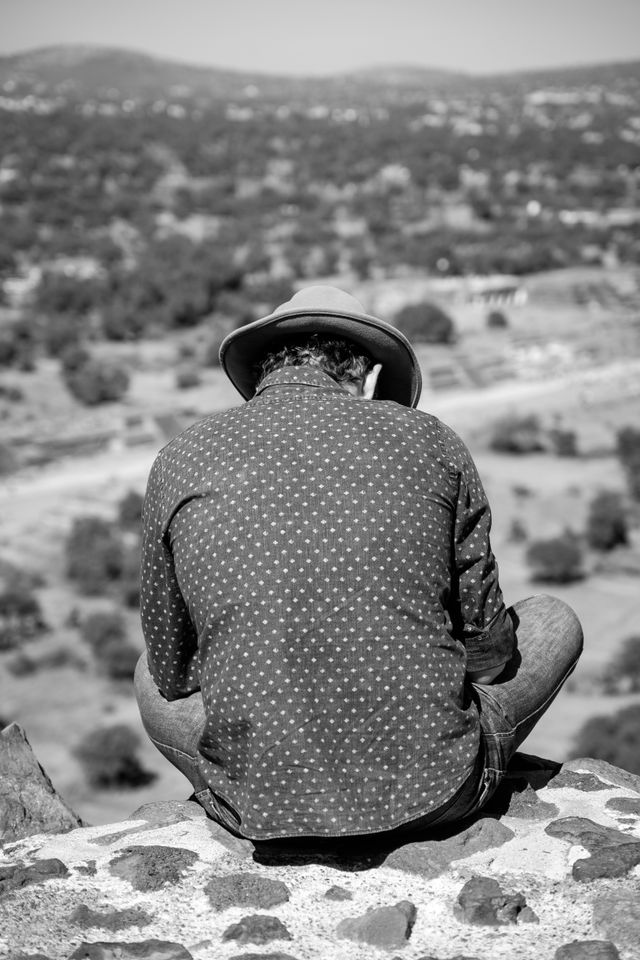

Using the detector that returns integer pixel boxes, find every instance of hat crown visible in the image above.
[273,285,367,318]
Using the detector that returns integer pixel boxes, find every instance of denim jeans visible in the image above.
[135,593,583,836]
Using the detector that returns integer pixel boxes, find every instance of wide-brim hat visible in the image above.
[219,285,422,407]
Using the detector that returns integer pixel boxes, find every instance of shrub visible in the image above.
[0,442,18,477]
[0,584,48,651]
[63,355,130,405]
[65,516,125,595]
[571,704,640,775]
[508,518,528,543]
[117,490,144,530]
[393,301,456,344]
[0,319,37,370]
[73,724,156,789]
[548,427,578,458]
[80,609,140,680]
[526,532,585,583]
[486,310,509,329]
[602,635,640,694]
[489,414,545,454]
[175,365,202,390]
[586,490,628,552]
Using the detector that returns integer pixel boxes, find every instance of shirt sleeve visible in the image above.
[438,422,515,673]
[139,452,200,699]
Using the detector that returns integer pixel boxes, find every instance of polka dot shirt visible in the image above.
[140,366,514,839]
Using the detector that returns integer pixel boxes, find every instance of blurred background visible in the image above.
[1,0,640,826]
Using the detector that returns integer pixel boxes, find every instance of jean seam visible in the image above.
[149,736,199,763]
[512,660,579,738]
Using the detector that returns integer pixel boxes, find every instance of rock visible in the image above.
[205,819,255,859]
[68,941,193,959]
[70,904,153,930]
[544,817,636,853]
[593,892,640,952]
[128,800,206,822]
[228,954,299,960]
[108,845,199,891]
[205,872,290,910]
[563,758,640,794]
[605,796,640,815]
[554,941,620,959]
[324,884,353,900]
[453,876,527,926]
[572,842,640,881]
[547,770,611,792]
[222,915,293,945]
[505,785,559,820]
[384,817,515,877]
[0,723,82,842]
[75,861,97,876]
[0,858,69,897]
[335,900,417,949]
[517,906,540,923]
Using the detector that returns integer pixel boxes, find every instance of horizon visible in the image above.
[3,39,640,82]
[2,0,640,78]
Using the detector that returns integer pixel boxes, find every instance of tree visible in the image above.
[486,310,509,329]
[548,427,578,458]
[586,490,628,552]
[81,610,139,680]
[62,353,130,405]
[73,724,156,789]
[571,704,640,775]
[489,414,545,454]
[117,490,144,529]
[602,635,640,694]
[616,427,640,501]
[65,516,125,595]
[393,301,456,344]
[0,584,48,651]
[0,443,18,477]
[526,532,585,583]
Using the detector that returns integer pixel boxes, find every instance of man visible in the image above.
[136,285,583,840]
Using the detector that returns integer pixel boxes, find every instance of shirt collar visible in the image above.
[253,365,347,397]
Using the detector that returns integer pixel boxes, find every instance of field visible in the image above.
[1,265,640,826]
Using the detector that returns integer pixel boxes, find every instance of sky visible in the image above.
[1,0,640,76]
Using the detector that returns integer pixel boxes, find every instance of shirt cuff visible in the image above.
[464,606,515,673]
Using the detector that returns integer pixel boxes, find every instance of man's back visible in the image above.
[140,364,514,838]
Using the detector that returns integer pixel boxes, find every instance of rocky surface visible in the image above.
[1,751,640,960]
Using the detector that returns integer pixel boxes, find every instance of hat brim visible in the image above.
[219,307,422,407]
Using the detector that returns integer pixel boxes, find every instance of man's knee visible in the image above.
[513,593,584,663]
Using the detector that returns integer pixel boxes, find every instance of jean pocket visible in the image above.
[473,686,517,796]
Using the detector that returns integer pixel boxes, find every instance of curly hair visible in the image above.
[255,334,374,389]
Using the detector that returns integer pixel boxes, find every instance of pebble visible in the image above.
[554,940,620,959]
[222,914,293,945]
[572,842,640,881]
[205,872,290,910]
[67,941,193,959]
[453,876,528,926]
[108,845,199,891]
[335,900,417,949]
[384,817,515,877]
[0,858,68,897]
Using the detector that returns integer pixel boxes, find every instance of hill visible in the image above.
[1,44,639,104]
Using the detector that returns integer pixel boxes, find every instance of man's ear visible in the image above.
[362,363,382,400]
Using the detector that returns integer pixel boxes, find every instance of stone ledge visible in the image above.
[1,745,640,960]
